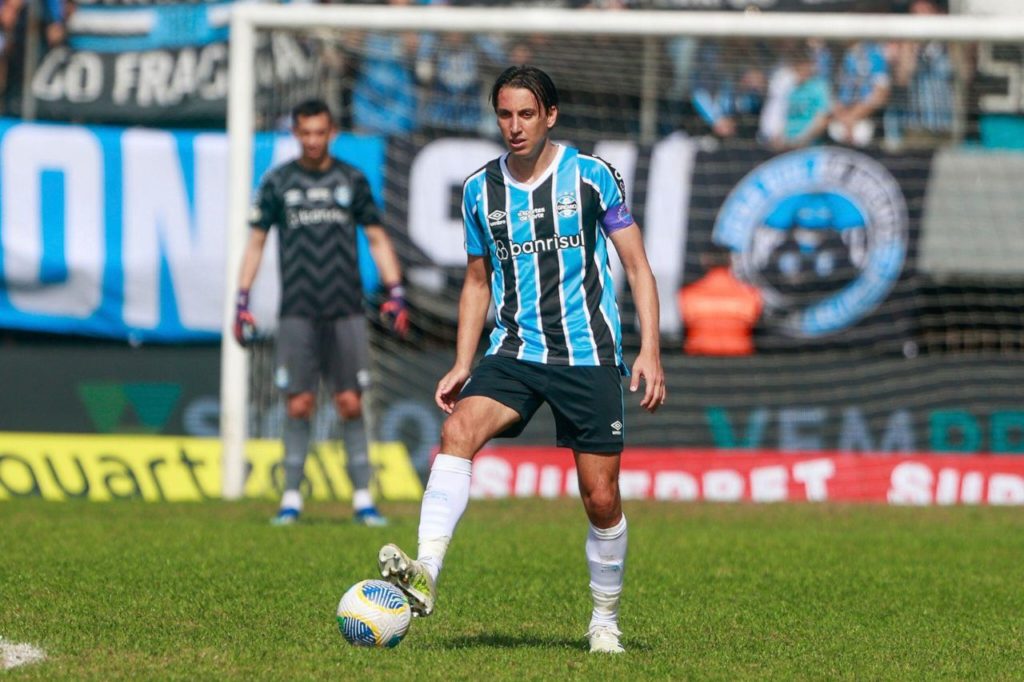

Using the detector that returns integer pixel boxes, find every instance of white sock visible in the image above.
[352,488,374,512]
[280,489,303,512]
[586,515,627,629]
[416,453,473,582]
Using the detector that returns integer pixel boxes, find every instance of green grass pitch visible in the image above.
[2,499,1023,680]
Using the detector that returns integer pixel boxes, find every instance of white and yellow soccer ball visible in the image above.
[336,579,412,648]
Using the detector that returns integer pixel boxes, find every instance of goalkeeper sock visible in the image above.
[417,453,473,582]
[341,417,373,508]
[586,515,627,629]
[282,416,312,498]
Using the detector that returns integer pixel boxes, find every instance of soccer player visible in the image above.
[233,99,408,527]
[377,66,665,654]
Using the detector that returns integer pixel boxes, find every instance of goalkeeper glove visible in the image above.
[380,283,409,338]
[233,289,257,347]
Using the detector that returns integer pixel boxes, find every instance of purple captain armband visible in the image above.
[600,203,635,235]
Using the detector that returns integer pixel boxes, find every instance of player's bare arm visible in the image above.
[364,224,403,286]
[435,255,491,413]
[609,224,666,413]
[237,228,269,292]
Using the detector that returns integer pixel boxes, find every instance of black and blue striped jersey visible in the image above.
[462,145,634,371]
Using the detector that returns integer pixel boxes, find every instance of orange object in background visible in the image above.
[679,266,763,356]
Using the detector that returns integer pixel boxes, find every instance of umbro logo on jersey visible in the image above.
[611,420,622,435]
[487,210,506,226]
[284,189,304,206]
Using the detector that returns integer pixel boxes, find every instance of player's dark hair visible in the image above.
[490,65,559,113]
[291,99,333,126]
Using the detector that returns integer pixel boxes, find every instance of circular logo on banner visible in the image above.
[713,146,908,337]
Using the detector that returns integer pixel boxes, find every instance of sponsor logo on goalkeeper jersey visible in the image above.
[493,234,584,261]
[714,146,908,337]
[286,206,350,229]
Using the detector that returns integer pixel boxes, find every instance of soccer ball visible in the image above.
[336,580,411,648]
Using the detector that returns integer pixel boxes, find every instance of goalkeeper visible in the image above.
[233,99,408,527]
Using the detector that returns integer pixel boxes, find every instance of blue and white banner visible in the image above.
[0,118,384,342]
[68,1,232,53]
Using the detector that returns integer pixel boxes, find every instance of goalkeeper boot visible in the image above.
[354,506,389,527]
[378,543,435,617]
[270,508,300,526]
[587,624,625,654]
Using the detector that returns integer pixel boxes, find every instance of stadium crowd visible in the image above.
[0,0,988,152]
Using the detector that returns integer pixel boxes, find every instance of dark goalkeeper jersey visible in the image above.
[250,158,381,319]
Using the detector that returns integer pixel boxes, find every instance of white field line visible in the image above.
[0,637,46,670]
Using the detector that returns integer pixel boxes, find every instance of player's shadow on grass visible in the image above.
[445,633,582,650]
[445,632,651,652]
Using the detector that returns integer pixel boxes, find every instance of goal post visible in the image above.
[221,5,1024,499]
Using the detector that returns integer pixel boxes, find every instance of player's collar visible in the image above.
[499,144,565,192]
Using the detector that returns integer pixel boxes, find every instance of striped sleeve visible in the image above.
[462,172,487,257]
[586,157,634,235]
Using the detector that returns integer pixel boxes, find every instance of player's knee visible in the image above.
[287,394,315,420]
[582,484,621,525]
[440,413,480,454]
[334,391,362,420]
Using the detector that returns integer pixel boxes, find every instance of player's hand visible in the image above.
[380,284,409,338]
[630,348,666,414]
[435,365,471,414]
[233,289,257,348]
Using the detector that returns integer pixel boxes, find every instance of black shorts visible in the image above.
[459,355,624,454]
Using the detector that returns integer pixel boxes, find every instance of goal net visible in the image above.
[221,5,1024,498]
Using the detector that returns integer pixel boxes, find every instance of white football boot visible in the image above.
[587,624,625,654]
[378,543,436,617]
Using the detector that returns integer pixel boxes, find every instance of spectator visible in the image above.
[690,39,767,141]
[678,245,763,357]
[0,0,27,113]
[884,0,960,148]
[415,31,504,136]
[1,0,71,114]
[830,40,891,147]
[658,36,698,137]
[351,1,419,135]
[43,0,70,48]
[761,44,832,151]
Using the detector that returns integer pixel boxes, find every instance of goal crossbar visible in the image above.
[232,5,1024,43]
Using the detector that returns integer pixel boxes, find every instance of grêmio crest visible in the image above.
[713,147,908,338]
